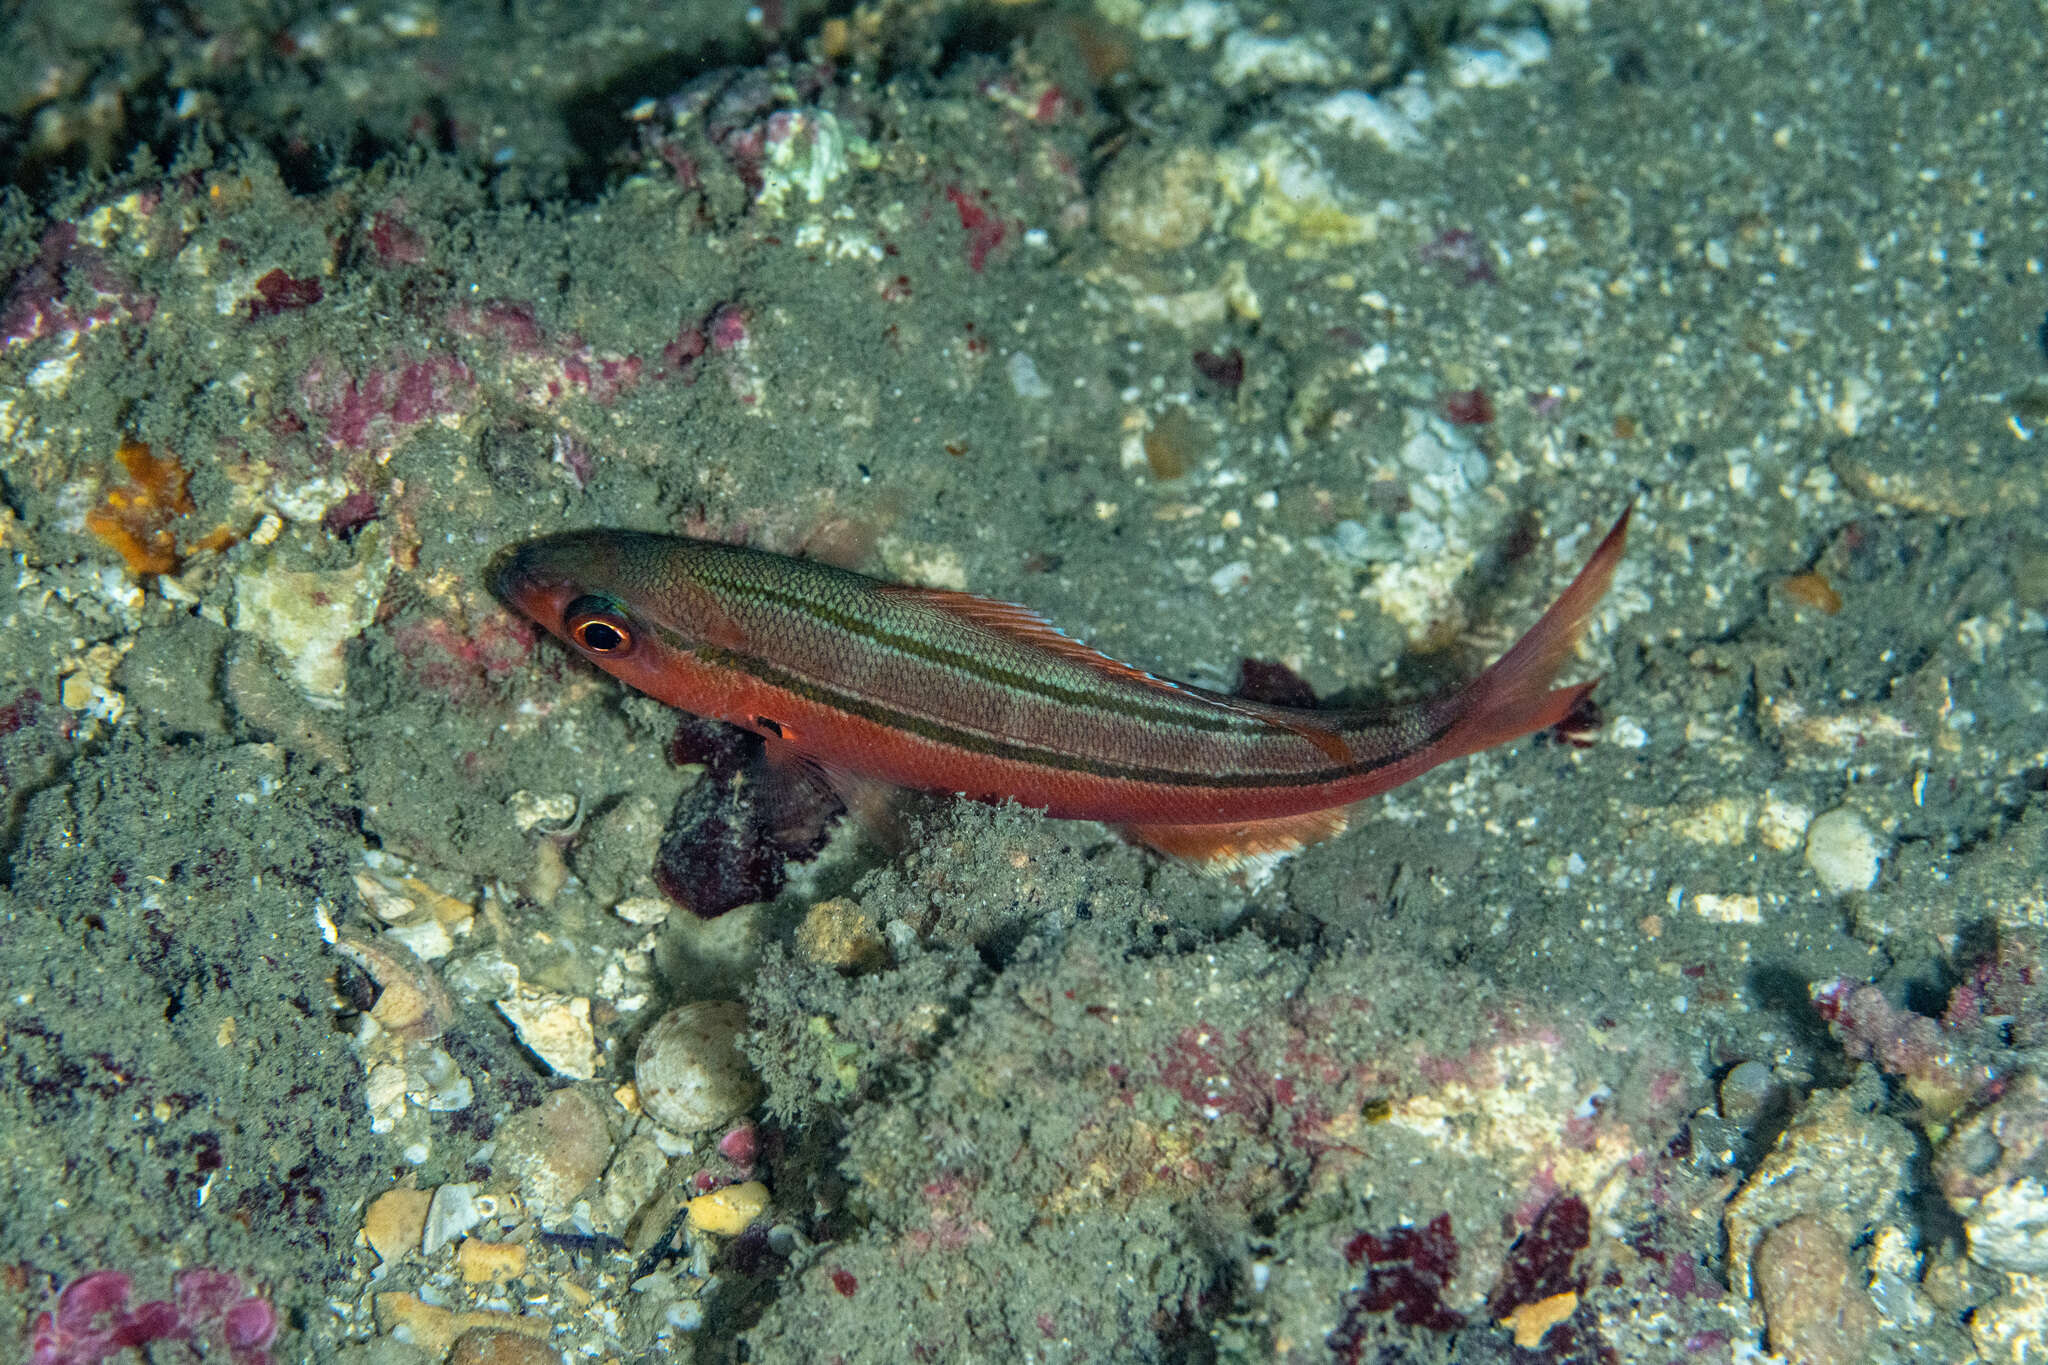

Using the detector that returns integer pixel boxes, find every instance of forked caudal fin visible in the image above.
[1123,506,1632,877]
[1426,505,1630,765]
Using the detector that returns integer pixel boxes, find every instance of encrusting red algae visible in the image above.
[492,509,1628,874]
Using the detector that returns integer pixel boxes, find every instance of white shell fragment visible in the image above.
[508,790,579,833]
[634,1001,762,1133]
[421,1181,484,1256]
[497,990,601,1079]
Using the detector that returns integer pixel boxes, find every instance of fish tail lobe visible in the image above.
[1429,506,1630,762]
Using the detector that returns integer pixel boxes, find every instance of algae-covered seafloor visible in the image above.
[1,0,2045,1361]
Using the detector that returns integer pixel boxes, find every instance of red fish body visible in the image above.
[492,511,1629,871]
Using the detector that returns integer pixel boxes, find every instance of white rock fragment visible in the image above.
[272,475,351,522]
[363,1063,409,1133]
[1208,560,1252,594]
[507,789,577,833]
[232,540,384,707]
[614,895,674,927]
[1308,91,1424,151]
[1804,807,1885,895]
[1969,1180,2048,1273]
[1758,793,1815,852]
[1215,31,1348,88]
[413,1047,473,1112]
[1693,893,1762,925]
[384,916,454,962]
[422,1182,485,1256]
[1446,29,1551,89]
[497,990,600,1079]
[1007,351,1051,399]
[1137,0,1238,49]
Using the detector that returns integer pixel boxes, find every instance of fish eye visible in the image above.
[564,597,634,656]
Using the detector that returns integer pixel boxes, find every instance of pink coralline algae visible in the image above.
[1812,976,2000,1116]
[247,268,324,318]
[1337,1213,1465,1334]
[944,186,1009,273]
[297,352,477,454]
[28,1268,278,1365]
[0,223,155,350]
[447,297,739,408]
[1418,227,1497,285]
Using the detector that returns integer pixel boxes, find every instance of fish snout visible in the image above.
[486,544,534,607]
[488,537,586,628]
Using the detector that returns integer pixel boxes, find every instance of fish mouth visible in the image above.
[486,544,531,607]
[488,538,583,628]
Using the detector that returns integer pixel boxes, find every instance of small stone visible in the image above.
[635,1001,762,1133]
[1096,145,1218,253]
[1754,1215,1880,1364]
[455,1238,528,1284]
[364,1186,433,1265]
[593,1133,671,1236]
[448,1327,561,1365]
[1692,892,1761,925]
[1723,1077,1914,1293]
[1971,1271,2048,1363]
[507,790,578,833]
[496,1089,617,1223]
[422,1182,485,1256]
[1965,1180,2048,1274]
[686,1180,770,1237]
[575,793,665,904]
[374,1294,549,1358]
[613,896,673,927]
[1719,1061,1782,1126]
[496,990,599,1079]
[1937,1073,2048,1272]
[1805,808,1884,895]
[232,543,384,707]
[796,899,886,974]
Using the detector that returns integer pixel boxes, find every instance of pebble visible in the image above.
[496,989,600,1080]
[1804,807,1884,894]
[1718,1061,1782,1126]
[422,1181,485,1256]
[496,1089,617,1223]
[448,1327,562,1365]
[374,1293,550,1358]
[363,1186,432,1265]
[455,1238,528,1285]
[686,1180,770,1236]
[1095,145,1218,253]
[231,547,384,705]
[796,899,886,974]
[1754,1215,1879,1364]
[635,1001,762,1133]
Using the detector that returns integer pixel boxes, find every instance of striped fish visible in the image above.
[491,509,1628,873]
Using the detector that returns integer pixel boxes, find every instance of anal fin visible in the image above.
[1121,807,1350,881]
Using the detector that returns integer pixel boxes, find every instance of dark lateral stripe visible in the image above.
[692,635,1446,791]
[697,561,1261,739]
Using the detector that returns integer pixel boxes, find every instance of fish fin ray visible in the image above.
[1432,506,1630,761]
[1121,807,1350,879]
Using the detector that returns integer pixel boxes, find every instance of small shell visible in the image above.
[634,1002,761,1133]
